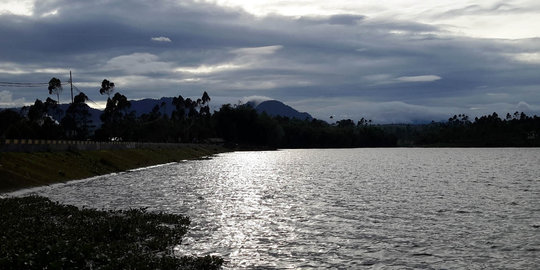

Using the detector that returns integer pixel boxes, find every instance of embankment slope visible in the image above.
[0,144,227,193]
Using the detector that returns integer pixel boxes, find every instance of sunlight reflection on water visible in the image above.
[18,148,540,269]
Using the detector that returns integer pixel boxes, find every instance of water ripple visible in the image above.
[17,148,540,269]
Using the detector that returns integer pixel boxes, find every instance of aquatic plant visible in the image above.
[0,195,222,269]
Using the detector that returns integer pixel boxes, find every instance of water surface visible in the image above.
[17,148,540,269]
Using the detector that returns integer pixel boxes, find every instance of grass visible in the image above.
[0,144,228,193]
[0,195,223,269]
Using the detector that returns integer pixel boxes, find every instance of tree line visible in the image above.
[0,77,396,147]
[383,112,540,147]
[1,77,539,147]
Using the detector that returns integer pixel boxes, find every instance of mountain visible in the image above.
[86,97,175,128]
[54,104,102,129]
[130,97,175,117]
[129,98,314,121]
[7,97,313,129]
[11,98,175,129]
[249,100,312,120]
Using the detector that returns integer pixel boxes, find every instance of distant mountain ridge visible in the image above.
[129,97,175,117]
[246,100,312,120]
[6,97,312,128]
[129,98,313,121]
[5,97,176,129]
[55,104,102,129]
[131,98,313,121]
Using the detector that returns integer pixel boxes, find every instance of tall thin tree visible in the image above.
[99,79,115,99]
[48,77,62,103]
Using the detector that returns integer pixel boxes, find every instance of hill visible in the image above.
[130,97,175,117]
[40,97,176,128]
[247,100,312,120]
[5,97,313,128]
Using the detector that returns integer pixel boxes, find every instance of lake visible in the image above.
[14,148,540,269]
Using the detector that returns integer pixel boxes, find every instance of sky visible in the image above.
[0,0,539,123]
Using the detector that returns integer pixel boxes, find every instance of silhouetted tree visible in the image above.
[0,109,21,137]
[95,93,134,140]
[48,77,62,103]
[27,99,46,124]
[17,99,63,139]
[185,98,198,118]
[61,93,93,139]
[336,119,355,128]
[160,101,167,116]
[199,92,211,116]
[201,91,211,105]
[386,111,540,147]
[43,97,62,120]
[172,95,186,120]
[99,79,115,98]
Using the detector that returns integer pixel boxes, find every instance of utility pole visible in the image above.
[70,70,74,104]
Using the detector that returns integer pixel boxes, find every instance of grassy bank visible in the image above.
[0,144,228,193]
[0,195,223,269]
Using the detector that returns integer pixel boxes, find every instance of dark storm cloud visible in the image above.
[0,0,539,123]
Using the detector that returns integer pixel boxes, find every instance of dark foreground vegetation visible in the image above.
[0,195,223,269]
[383,112,540,147]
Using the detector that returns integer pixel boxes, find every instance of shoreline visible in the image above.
[0,145,229,268]
[3,161,181,198]
[0,144,229,194]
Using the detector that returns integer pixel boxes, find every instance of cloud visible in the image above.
[0,0,538,123]
[0,0,33,16]
[290,98,540,124]
[174,45,286,84]
[151,36,172,42]
[0,63,70,75]
[397,75,442,82]
[0,90,27,108]
[435,3,525,19]
[298,14,366,26]
[240,95,273,106]
[466,101,540,116]
[34,68,71,74]
[328,14,365,25]
[509,52,540,63]
[516,101,535,112]
[105,53,174,75]
[288,97,453,123]
[231,45,283,55]
[175,63,244,74]
[0,64,27,75]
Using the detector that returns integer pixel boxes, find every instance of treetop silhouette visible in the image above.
[48,77,62,103]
